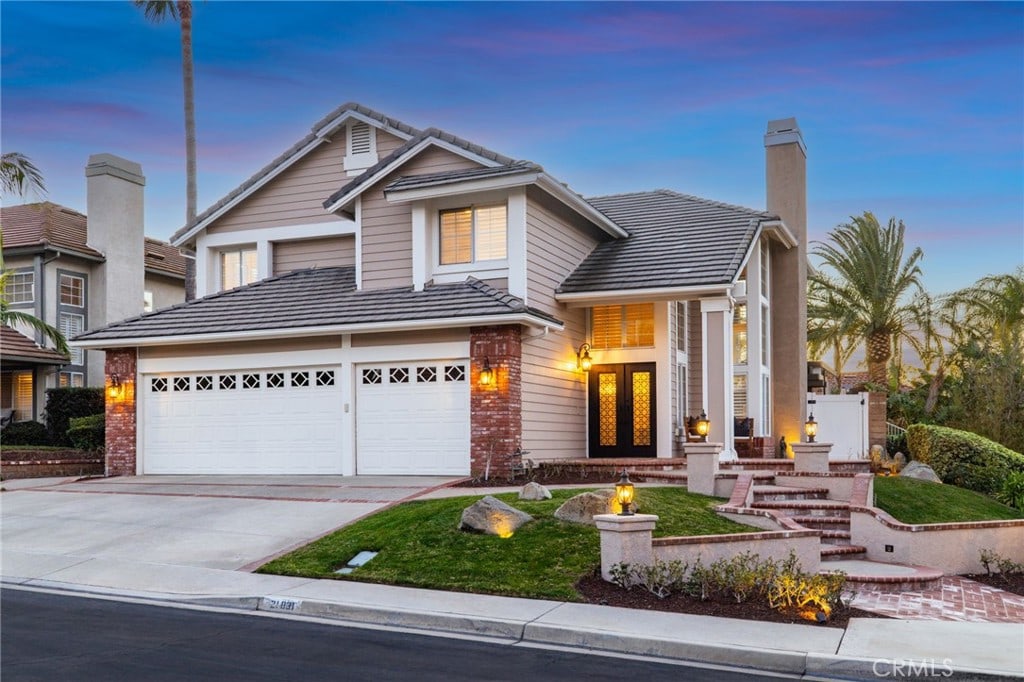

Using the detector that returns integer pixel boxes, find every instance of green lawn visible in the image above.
[874,476,1024,524]
[258,487,752,601]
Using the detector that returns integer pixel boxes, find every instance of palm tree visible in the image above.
[807,275,859,391]
[1,152,46,197]
[811,212,925,388]
[946,268,1024,355]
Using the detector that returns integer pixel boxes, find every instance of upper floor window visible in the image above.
[143,291,154,313]
[439,204,507,265]
[733,303,748,365]
[59,274,84,307]
[4,272,34,304]
[221,248,258,290]
[591,303,654,349]
[59,312,85,365]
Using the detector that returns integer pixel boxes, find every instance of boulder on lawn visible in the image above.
[518,481,551,501]
[459,495,533,536]
[892,452,907,472]
[554,489,617,526]
[900,461,942,483]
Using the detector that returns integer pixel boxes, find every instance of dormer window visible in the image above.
[439,204,507,265]
[344,121,378,174]
[220,247,258,290]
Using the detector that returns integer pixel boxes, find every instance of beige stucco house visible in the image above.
[75,104,810,477]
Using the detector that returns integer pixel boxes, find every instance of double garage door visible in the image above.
[142,361,469,475]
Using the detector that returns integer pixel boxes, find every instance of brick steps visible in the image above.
[751,485,829,502]
[821,544,868,559]
[751,499,851,518]
[790,515,849,529]
[821,560,945,592]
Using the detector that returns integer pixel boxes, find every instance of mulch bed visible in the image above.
[961,572,1024,596]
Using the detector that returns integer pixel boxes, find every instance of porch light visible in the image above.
[615,470,635,516]
[695,410,710,442]
[479,358,494,386]
[805,413,818,443]
[576,343,593,372]
[107,375,122,400]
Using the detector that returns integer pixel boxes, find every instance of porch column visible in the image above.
[470,325,522,478]
[701,297,736,459]
[104,347,137,477]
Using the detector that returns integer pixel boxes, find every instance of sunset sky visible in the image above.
[2,1,1021,294]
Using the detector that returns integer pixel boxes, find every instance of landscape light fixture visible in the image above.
[615,469,635,516]
[695,410,710,442]
[479,358,494,387]
[576,343,593,372]
[805,413,818,443]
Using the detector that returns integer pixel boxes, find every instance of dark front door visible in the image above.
[587,363,656,458]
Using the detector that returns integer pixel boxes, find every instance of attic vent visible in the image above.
[146,251,165,260]
[350,122,372,155]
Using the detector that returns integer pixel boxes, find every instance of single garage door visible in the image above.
[143,366,343,474]
[356,361,470,475]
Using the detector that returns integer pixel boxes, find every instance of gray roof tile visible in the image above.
[558,190,776,294]
[385,161,541,194]
[74,267,560,342]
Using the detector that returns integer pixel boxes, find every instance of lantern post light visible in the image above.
[615,470,635,516]
[805,412,818,443]
[695,410,711,442]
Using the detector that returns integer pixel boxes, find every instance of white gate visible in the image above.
[806,393,869,460]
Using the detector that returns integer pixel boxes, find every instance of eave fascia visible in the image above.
[72,312,564,350]
[556,283,732,307]
[384,171,540,203]
[535,174,629,239]
[761,219,798,249]
[0,353,68,366]
[144,267,187,281]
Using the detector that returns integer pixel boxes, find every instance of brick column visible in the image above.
[868,391,887,451]
[104,348,137,477]
[470,325,522,477]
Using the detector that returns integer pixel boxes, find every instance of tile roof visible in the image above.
[144,237,187,279]
[74,267,561,342]
[172,103,422,243]
[0,202,104,258]
[0,325,68,365]
[384,161,542,194]
[557,190,776,294]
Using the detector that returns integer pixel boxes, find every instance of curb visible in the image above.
[804,652,1020,682]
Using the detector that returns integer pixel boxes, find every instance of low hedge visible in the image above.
[907,424,1024,495]
[1,420,50,446]
[67,413,105,452]
[45,387,104,446]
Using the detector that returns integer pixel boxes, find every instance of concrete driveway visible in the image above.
[1,474,456,595]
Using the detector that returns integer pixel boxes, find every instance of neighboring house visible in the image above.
[1,155,187,422]
[0,326,68,427]
[75,104,810,477]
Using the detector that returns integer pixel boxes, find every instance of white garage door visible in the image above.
[143,367,343,474]
[356,361,470,475]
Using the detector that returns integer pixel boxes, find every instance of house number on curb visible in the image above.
[264,598,303,612]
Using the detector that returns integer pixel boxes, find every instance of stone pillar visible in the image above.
[470,325,522,477]
[594,513,659,581]
[792,441,832,474]
[104,347,138,477]
[684,441,723,496]
[700,297,735,459]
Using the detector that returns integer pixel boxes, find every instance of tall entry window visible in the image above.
[590,303,654,349]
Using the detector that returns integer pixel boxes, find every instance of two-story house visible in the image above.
[1,154,186,423]
[74,104,809,477]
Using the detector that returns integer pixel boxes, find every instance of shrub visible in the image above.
[886,432,908,457]
[906,424,1024,495]
[67,414,105,452]
[996,472,1024,510]
[1,420,51,446]
[44,388,104,446]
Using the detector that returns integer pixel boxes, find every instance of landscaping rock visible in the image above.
[900,461,942,483]
[554,489,617,525]
[893,452,907,472]
[458,495,533,536]
[518,481,551,500]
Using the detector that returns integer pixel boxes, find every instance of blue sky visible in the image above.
[2,1,1021,293]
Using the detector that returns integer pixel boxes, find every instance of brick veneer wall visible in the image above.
[470,325,522,477]
[868,391,887,450]
[105,348,137,476]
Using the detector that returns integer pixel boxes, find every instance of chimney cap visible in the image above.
[764,117,806,155]
[85,153,145,186]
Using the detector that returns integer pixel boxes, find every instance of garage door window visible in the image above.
[316,370,335,386]
[445,365,466,382]
[220,375,236,390]
[242,374,261,389]
[152,377,168,392]
[291,371,309,387]
[267,372,285,388]
[196,376,213,391]
[362,369,382,385]
[417,366,437,383]
[173,377,190,392]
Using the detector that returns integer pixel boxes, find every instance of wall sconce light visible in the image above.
[615,469,635,516]
[107,374,122,400]
[479,358,494,387]
[805,413,818,443]
[576,343,593,372]
[695,410,710,442]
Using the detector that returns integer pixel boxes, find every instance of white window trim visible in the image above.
[437,203,508,266]
[217,246,259,291]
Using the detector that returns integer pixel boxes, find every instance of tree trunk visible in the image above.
[924,363,945,415]
[179,0,197,300]
[866,330,891,387]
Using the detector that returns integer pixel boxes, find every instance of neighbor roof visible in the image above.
[0,202,104,259]
[0,326,68,365]
[74,267,562,345]
[144,237,188,279]
[558,190,776,294]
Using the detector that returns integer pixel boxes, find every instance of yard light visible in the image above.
[576,343,593,372]
[615,469,635,516]
[107,374,122,400]
[479,358,494,387]
[695,410,710,442]
[805,413,818,443]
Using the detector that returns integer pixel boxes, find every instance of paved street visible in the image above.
[1,589,777,682]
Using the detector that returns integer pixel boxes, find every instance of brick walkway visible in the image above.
[851,577,1024,623]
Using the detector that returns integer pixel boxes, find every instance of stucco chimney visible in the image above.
[764,118,808,454]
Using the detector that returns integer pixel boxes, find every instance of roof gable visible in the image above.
[0,202,103,258]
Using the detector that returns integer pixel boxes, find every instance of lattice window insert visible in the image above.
[632,371,652,447]
[219,375,236,390]
[316,370,335,387]
[151,377,168,393]
[242,373,261,390]
[195,376,214,391]
[598,373,617,447]
[266,372,285,388]
[444,365,465,382]
[290,371,309,387]
[390,367,409,384]
[417,366,437,383]
[362,368,382,385]
[173,376,191,392]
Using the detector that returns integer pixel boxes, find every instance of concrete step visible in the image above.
[637,470,687,482]
[828,460,873,474]
[790,515,850,530]
[820,559,944,593]
[751,485,830,502]
[819,529,852,545]
[821,544,867,559]
[721,459,793,471]
[751,499,851,518]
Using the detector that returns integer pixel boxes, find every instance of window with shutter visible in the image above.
[59,313,85,365]
[438,205,507,265]
[590,304,654,349]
